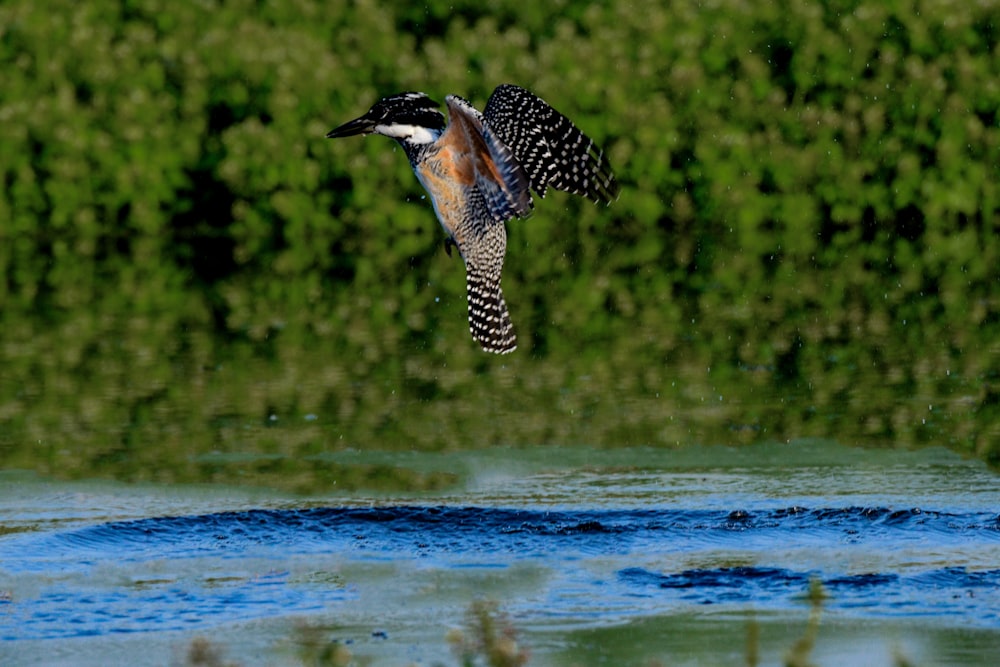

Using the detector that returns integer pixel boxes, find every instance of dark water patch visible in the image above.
[824,572,899,588]
[619,566,812,604]
[620,565,1000,622]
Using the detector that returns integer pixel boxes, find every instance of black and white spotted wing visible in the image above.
[482,84,619,205]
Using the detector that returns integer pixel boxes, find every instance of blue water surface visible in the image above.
[1,443,999,666]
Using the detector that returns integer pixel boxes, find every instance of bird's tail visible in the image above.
[465,267,517,354]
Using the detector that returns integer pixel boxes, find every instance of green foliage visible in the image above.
[1,0,999,479]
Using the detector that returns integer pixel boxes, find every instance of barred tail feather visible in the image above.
[466,269,516,354]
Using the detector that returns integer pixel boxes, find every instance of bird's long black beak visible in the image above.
[326,115,377,139]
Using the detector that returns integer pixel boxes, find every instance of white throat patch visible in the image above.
[375,123,440,144]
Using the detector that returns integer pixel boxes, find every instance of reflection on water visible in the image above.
[1,443,999,666]
[1,310,998,496]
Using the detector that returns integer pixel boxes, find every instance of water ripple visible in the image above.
[2,505,999,641]
[0,505,990,568]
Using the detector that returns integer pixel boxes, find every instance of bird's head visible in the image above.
[326,92,446,145]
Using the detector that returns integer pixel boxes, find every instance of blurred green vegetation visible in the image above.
[1,0,998,489]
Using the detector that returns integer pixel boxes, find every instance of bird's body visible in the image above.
[327,84,618,353]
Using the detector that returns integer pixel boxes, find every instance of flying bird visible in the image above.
[326,84,618,353]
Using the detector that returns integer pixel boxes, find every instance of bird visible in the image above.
[326,84,619,354]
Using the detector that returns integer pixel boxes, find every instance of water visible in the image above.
[1,442,999,666]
